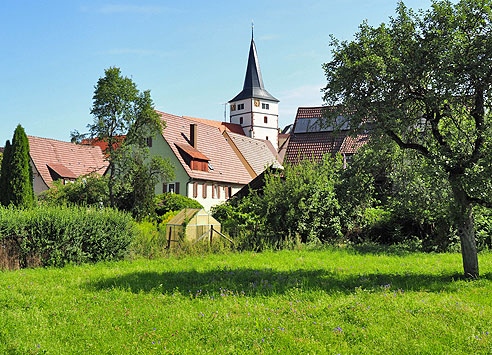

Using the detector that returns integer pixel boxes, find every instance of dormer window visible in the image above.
[208,161,214,171]
[175,143,210,172]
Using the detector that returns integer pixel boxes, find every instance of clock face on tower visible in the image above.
[254,99,260,107]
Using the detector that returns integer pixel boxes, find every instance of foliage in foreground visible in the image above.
[0,205,135,267]
[213,156,343,250]
[38,172,110,207]
[155,193,204,217]
[0,248,491,354]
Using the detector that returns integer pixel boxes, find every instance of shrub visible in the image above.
[213,156,344,250]
[155,193,203,217]
[0,205,135,268]
[130,210,179,259]
[38,173,109,207]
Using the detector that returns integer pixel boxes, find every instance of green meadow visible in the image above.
[1,248,491,354]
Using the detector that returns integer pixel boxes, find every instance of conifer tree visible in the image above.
[5,125,34,208]
[0,140,12,205]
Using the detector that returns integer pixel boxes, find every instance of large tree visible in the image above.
[323,0,492,278]
[0,125,34,208]
[88,67,173,213]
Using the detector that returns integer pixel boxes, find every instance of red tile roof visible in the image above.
[80,136,125,155]
[157,112,252,185]
[28,136,109,187]
[284,107,369,165]
[183,116,245,135]
[225,132,282,176]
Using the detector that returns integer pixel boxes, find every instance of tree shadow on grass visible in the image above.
[86,267,492,296]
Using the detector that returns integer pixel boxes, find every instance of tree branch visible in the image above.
[386,129,430,157]
[462,86,485,169]
[467,195,492,209]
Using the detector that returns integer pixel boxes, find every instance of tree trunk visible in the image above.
[450,176,479,279]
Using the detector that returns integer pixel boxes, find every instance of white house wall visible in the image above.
[187,181,242,211]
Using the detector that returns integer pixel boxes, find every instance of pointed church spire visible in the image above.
[229,28,279,103]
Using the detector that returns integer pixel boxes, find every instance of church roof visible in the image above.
[229,39,279,103]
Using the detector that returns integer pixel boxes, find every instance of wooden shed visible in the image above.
[165,208,226,248]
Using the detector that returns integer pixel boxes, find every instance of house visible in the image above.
[28,136,108,194]
[283,107,369,166]
[149,111,282,210]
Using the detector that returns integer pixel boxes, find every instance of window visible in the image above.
[262,103,269,110]
[266,136,269,140]
[225,186,232,199]
[237,103,244,110]
[212,185,220,199]
[164,183,179,194]
[230,103,236,111]
[208,161,214,171]
[146,137,153,147]
[264,116,268,124]
[239,117,243,124]
[168,183,175,194]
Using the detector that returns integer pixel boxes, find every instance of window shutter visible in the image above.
[203,183,207,198]
[225,186,229,199]
[212,184,215,199]
[217,185,220,199]
[163,183,167,193]
[193,182,198,198]
[175,182,180,194]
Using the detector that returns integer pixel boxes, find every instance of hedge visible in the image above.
[0,205,135,268]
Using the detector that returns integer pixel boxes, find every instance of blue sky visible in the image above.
[0,0,433,145]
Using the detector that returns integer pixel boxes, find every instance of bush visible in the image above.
[0,205,135,267]
[213,156,344,250]
[155,193,203,217]
[130,210,179,259]
[38,173,109,207]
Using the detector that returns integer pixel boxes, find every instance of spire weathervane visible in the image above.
[251,20,254,39]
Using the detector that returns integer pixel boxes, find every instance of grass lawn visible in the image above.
[1,247,491,354]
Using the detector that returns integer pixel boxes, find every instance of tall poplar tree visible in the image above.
[1,125,34,208]
[0,140,12,205]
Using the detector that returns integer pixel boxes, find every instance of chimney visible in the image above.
[190,124,197,148]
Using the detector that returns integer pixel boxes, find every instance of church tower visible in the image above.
[229,30,279,150]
